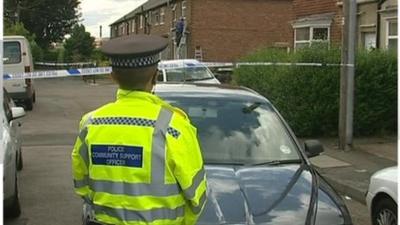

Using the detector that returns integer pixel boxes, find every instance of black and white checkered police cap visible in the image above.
[101,34,168,68]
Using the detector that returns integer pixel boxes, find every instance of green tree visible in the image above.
[4,0,80,48]
[64,24,95,62]
[4,22,43,62]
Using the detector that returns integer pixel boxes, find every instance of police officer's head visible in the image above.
[101,35,168,92]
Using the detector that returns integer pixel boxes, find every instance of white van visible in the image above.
[3,36,36,110]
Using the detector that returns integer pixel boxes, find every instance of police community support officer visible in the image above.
[71,34,207,225]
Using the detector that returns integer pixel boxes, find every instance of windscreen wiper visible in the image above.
[250,159,302,166]
[242,102,262,113]
[205,161,245,166]
[184,77,214,82]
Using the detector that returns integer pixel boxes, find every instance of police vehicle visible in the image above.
[157,59,220,84]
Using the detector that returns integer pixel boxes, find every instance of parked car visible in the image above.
[3,88,24,171]
[2,89,26,218]
[3,35,36,110]
[158,59,220,84]
[155,83,353,225]
[366,167,397,225]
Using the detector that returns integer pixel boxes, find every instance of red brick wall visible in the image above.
[293,0,342,44]
[190,0,293,62]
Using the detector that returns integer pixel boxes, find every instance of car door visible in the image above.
[2,99,17,200]
[4,91,21,152]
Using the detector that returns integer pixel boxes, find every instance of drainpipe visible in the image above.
[376,0,385,48]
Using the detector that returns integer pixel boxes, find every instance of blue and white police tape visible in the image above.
[203,62,353,68]
[3,67,112,80]
[3,62,355,80]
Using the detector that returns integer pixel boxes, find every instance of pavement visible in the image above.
[309,137,397,204]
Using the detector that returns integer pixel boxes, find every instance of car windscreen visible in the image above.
[164,65,214,82]
[164,96,300,164]
[4,41,22,64]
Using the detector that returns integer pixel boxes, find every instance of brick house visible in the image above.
[292,0,397,50]
[292,0,343,48]
[110,0,294,62]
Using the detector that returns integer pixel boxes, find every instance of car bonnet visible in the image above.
[197,164,347,225]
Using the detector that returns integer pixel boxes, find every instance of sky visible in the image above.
[80,0,147,38]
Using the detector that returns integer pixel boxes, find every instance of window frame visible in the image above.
[131,19,136,34]
[172,4,177,22]
[386,18,398,49]
[181,1,187,19]
[294,25,330,49]
[160,7,165,25]
[3,41,22,65]
[140,15,144,29]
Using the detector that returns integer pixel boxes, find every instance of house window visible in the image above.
[113,26,118,37]
[140,15,144,29]
[362,32,376,49]
[294,26,329,48]
[160,7,165,25]
[172,4,177,22]
[153,10,160,25]
[148,11,152,25]
[182,1,186,19]
[131,19,135,34]
[387,20,397,50]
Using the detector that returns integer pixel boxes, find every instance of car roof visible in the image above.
[159,59,201,65]
[155,83,270,103]
[4,35,28,40]
[158,59,206,69]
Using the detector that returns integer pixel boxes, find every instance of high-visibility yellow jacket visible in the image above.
[71,89,207,225]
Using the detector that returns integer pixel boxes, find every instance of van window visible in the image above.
[4,41,22,64]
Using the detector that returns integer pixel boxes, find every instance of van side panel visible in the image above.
[3,37,34,103]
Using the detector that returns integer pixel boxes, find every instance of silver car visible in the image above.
[2,89,26,218]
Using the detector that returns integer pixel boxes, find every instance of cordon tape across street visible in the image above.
[3,62,354,80]
[3,67,112,80]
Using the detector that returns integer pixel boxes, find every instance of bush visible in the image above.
[234,46,397,137]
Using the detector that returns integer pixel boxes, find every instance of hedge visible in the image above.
[234,45,397,137]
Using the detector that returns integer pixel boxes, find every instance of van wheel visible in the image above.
[25,97,33,111]
[5,176,21,218]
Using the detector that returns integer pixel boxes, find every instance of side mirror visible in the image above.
[11,107,26,120]
[304,140,324,158]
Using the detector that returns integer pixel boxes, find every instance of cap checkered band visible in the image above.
[111,54,160,68]
[90,117,181,139]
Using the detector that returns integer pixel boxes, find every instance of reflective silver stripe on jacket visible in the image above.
[79,127,90,167]
[93,204,185,222]
[75,115,93,189]
[191,191,207,214]
[183,169,206,200]
[151,108,173,184]
[89,179,181,196]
